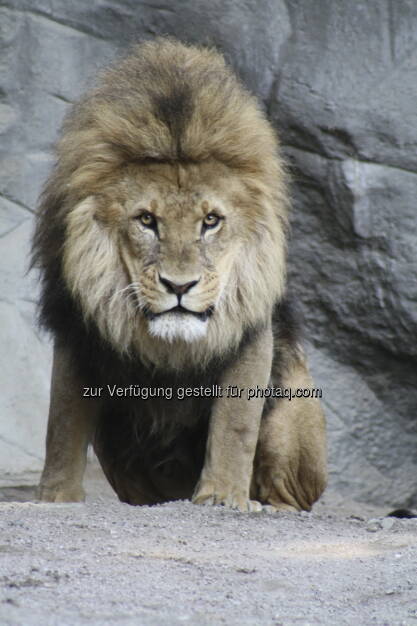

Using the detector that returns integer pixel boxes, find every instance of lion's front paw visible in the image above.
[192,482,262,513]
[38,482,86,503]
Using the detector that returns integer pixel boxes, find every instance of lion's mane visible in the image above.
[32,38,289,370]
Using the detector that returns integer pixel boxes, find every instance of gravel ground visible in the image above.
[0,465,416,626]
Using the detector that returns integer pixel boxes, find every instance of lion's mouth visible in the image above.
[144,304,214,322]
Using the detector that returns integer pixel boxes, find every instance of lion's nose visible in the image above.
[159,275,199,296]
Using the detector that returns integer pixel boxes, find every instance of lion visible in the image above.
[32,38,327,512]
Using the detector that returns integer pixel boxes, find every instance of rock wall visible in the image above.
[1,0,416,506]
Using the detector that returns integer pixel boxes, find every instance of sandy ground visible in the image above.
[0,464,416,626]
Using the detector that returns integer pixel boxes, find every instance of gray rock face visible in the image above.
[1,0,416,506]
[273,1,417,508]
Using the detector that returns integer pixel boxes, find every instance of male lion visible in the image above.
[32,38,327,512]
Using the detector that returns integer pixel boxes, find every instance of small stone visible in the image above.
[381,517,395,531]
[366,518,382,532]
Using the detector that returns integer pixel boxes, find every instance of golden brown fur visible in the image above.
[33,38,327,511]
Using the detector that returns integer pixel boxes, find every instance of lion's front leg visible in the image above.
[38,341,100,503]
[192,325,273,512]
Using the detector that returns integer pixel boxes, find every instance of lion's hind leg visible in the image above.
[252,353,327,512]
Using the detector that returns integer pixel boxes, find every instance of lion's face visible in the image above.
[119,163,239,343]
[63,159,286,363]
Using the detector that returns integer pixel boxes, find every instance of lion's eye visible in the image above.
[203,213,221,229]
[137,212,156,229]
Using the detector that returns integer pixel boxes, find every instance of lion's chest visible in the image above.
[95,385,213,493]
